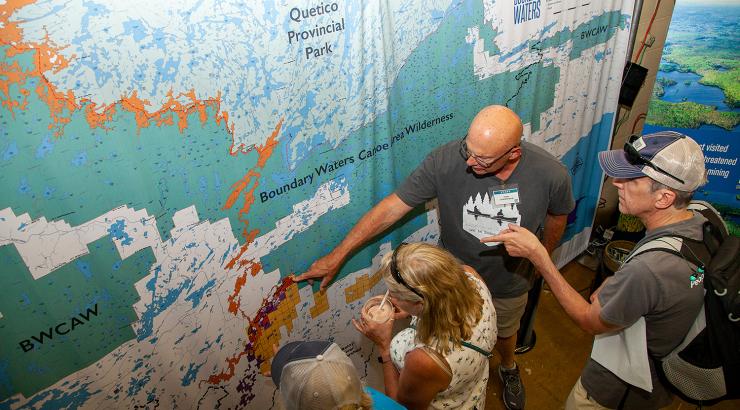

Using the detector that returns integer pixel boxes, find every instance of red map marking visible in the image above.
[206,276,298,384]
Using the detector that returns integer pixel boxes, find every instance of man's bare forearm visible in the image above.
[530,246,618,335]
[330,193,413,262]
[294,194,414,289]
[485,224,617,335]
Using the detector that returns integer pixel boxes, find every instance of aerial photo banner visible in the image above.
[643,0,739,234]
[0,0,633,408]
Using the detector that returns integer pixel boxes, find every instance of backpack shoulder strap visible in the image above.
[624,200,723,267]
[687,200,729,237]
[625,235,686,265]
[688,201,728,255]
[624,234,710,277]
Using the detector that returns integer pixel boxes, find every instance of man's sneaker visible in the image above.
[498,363,525,410]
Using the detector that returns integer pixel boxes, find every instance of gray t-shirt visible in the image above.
[396,140,574,298]
[581,213,707,409]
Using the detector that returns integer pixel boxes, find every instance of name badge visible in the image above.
[492,188,519,205]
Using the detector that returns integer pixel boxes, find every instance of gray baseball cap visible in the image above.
[598,130,707,191]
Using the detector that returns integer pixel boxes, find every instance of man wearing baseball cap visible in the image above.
[483,131,709,408]
[269,340,404,410]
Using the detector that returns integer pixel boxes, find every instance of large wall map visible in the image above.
[0,0,633,408]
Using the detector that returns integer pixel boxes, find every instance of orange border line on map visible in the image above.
[1,0,302,390]
[0,0,235,144]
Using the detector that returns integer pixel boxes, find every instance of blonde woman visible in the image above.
[353,242,497,410]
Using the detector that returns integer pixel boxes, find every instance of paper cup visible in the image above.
[361,295,394,323]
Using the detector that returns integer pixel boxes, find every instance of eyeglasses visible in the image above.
[623,135,684,185]
[459,135,516,168]
[389,243,424,299]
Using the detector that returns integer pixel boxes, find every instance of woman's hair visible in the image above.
[381,242,484,355]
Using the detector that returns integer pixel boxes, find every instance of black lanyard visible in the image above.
[409,324,492,358]
[461,340,493,358]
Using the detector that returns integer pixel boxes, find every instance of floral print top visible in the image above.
[390,271,497,409]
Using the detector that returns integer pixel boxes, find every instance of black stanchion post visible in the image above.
[515,276,544,354]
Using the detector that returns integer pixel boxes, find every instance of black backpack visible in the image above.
[623,201,740,404]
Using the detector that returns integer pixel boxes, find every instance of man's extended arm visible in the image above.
[532,249,618,335]
[484,225,620,335]
[293,193,413,291]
